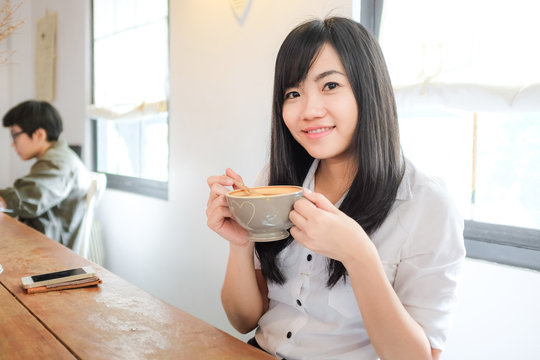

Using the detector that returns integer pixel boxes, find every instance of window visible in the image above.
[90,0,169,199]
[360,0,540,270]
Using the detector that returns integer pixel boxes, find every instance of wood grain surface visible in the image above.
[0,285,76,359]
[0,214,274,359]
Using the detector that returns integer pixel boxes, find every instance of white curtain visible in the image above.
[87,101,167,122]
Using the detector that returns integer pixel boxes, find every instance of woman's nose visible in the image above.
[302,93,326,120]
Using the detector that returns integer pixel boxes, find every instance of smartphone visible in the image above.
[21,266,96,289]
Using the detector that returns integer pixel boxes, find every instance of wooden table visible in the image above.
[0,213,274,359]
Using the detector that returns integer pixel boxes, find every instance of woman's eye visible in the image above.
[285,91,300,99]
[324,82,339,91]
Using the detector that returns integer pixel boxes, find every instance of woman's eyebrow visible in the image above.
[315,70,345,81]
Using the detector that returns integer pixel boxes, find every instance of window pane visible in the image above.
[93,0,167,39]
[141,115,168,181]
[382,0,540,235]
[474,113,540,229]
[95,113,168,182]
[399,111,473,219]
[399,111,540,231]
[92,0,169,184]
[94,20,168,108]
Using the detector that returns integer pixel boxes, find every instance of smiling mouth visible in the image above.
[303,126,335,134]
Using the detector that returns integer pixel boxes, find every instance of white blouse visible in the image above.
[252,159,466,360]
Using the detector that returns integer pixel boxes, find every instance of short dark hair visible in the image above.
[256,17,404,288]
[2,100,63,141]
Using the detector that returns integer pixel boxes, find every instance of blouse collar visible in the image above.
[301,158,412,206]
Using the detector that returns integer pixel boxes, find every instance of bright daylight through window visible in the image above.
[91,0,169,198]
[378,0,540,234]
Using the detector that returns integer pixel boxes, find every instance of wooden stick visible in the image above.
[231,179,264,196]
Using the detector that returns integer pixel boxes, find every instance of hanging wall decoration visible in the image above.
[35,10,57,101]
[229,0,252,24]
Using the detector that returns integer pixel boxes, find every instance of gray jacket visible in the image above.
[0,140,91,248]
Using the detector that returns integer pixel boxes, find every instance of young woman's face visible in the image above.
[282,44,358,163]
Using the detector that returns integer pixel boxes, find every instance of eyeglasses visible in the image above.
[10,131,25,142]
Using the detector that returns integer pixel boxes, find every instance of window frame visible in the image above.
[360,0,540,270]
[89,0,170,200]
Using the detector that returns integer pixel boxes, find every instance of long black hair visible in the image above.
[255,17,404,288]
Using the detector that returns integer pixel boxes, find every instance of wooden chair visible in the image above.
[73,172,107,264]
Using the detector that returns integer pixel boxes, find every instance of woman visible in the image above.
[206,17,465,360]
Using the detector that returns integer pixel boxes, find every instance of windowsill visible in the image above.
[464,221,540,271]
[105,173,168,200]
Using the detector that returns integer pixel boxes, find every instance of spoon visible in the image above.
[231,179,265,196]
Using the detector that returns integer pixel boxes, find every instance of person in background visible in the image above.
[206,17,465,359]
[0,100,91,249]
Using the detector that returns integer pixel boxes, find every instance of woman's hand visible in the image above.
[289,188,373,263]
[206,168,250,247]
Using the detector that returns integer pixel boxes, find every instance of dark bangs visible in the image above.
[273,21,328,121]
[269,21,329,188]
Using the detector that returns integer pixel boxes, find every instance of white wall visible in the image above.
[442,259,540,359]
[0,0,89,185]
[0,16,10,186]
[0,0,33,184]
[2,1,540,359]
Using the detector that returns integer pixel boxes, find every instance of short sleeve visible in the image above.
[393,177,466,350]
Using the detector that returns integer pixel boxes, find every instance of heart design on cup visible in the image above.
[230,200,256,226]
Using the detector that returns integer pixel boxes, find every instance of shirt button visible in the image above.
[296,299,302,306]
[286,331,292,339]
[307,254,312,261]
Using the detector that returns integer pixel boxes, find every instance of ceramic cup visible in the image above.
[225,185,303,242]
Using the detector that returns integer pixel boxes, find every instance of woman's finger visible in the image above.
[302,188,337,212]
[207,180,233,207]
[207,201,233,229]
[289,209,308,230]
[293,197,317,215]
[289,225,306,244]
[207,174,234,189]
[206,191,229,218]
[207,201,250,245]
[225,168,243,184]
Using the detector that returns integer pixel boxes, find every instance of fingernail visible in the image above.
[303,188,312,195]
